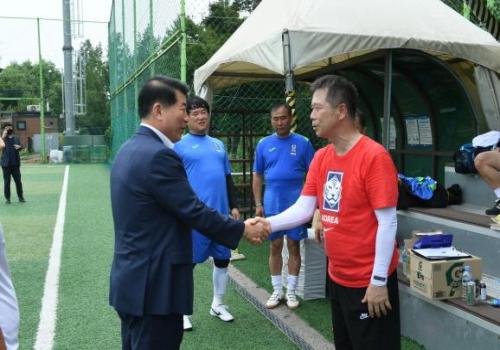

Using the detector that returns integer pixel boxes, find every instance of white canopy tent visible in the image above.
[193,0,500,130]
[195,0,500,92]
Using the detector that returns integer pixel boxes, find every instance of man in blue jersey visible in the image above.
[174,96,240,330]
[252,104,315,309]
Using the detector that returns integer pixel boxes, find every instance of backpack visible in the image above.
[453,143,494,174]
[397,182,462,210]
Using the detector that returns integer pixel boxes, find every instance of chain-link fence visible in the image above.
[108,0,326,214]
[108,0,499,213]
[109,0,500,156]
[206,79,324,214]
[109,0,184,159]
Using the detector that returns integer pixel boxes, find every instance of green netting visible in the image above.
[63,146,74,163]
[108,0,499,209]
[109,0,182,160]
[109,0,499,159]
[205,79,325,214]
[91,145,108,163]
[74,145,91,163]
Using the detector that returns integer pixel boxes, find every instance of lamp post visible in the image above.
[37,17,46,162]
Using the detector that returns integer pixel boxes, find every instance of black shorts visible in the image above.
[329,272,401,350]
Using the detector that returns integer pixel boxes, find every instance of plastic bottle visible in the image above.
[479,282,487,302]
[462,265,472,302]
[486,298,500,307]
[474,279,480,300]
[401,249,409,277]
[466,281,476,306]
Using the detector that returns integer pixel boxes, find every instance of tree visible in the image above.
[0,60,62,117]
[487,0,500,20]
[76,40,109,133]
[233,0,262,13]
[185,0,244,86]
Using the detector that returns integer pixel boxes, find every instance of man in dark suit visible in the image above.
[1,125,24,205]
[110,76,268,350]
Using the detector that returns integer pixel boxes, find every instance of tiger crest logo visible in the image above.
[323,171,343,212]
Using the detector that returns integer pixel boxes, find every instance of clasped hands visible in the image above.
[243,217,271,245]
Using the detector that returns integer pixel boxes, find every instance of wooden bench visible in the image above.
[402,206,500,327]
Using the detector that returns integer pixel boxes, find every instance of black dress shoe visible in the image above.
[5,199,11,204]
[19,197,26,203]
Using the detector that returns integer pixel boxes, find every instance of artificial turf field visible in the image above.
[0,164,424,349]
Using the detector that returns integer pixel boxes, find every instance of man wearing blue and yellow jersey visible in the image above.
[252,104,315,309]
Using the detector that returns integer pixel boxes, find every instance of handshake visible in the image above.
[243,217,271,245]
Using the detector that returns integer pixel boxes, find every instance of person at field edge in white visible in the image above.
[0,221,19,350]
[252,104,315,310]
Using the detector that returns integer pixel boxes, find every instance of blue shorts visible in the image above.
[264,185,306,241]
[264,184,302,215]
[192,230,231,263]
[268,226,307,241]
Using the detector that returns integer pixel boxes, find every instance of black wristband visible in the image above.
[225,174,237,210]
[372,275,387,283]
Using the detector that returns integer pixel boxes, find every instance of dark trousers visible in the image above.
[2,166,23,201]
[329,272,401,350]
[118,312,183,350]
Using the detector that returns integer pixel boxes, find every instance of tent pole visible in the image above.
[382,50,393,150]
[282,29,298,132]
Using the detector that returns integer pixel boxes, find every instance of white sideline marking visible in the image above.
[34,165,70,350]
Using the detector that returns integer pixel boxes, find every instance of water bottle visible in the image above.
[486,298,500,307]
[401,249,409,277]
[466,281,476,306]
[462,265,472,302]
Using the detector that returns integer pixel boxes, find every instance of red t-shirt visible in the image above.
[302,136,399,287]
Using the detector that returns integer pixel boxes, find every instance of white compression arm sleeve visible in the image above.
[371,207,398,286]
[267,196,317,232]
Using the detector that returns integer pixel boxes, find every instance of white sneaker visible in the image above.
[183,315,193,331]
[286,291,300,309]
[210,304,234,322]
[266,290,284,309]
[230,250,246,261]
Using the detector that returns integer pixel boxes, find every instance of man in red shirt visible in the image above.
[254,75,400,350]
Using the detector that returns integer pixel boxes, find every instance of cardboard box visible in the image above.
[409,252,481,300]
[402,230,443,280]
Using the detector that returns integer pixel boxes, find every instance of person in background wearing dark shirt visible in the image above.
[1,125,24,205]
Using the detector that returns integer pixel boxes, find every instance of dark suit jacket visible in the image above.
[109,126,244,317]
[1,136,21,167]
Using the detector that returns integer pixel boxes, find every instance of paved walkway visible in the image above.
[228,265,334,350]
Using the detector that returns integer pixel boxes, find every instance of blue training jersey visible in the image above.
[253,133,315,214]
[174,133,231,214]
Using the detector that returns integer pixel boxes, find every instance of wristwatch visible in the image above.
[372,275,387,283]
